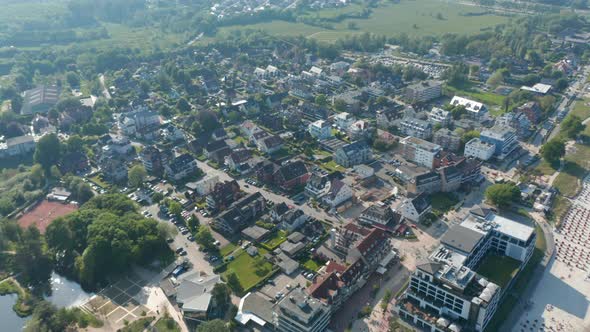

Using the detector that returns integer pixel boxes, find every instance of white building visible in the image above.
[395,208,536,332]
[334,112,355,130]
[189,175,220,196]
[464,138,495,161]
[308,120,332,140]
[400,136,442,169]
[429,107,451,126]
[276,287,331,332]
[0,135,36,158]
[450,96,487,118]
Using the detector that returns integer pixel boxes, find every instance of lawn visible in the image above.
[213,0,511,43]
[219,243,237,257]
[302,258,324,272]
[476,254,521,288]
[89,175,110,189]
[553,163,582,198]
[570,97,590,120]
[444,83,507,107]
[549,195,572,225]
[320,160,346,173]
[534,159,557,176]
[221,248,274,292]
[262,230,288,250]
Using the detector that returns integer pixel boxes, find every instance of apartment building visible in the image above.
[404,80,443,104]
[464,138,495,161]
[401,136,442,170]
[396,208,536,332]
[399,118,433,140]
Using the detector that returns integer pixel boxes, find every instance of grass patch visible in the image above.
[154,317,180,332]
[444,83,507,106]
[320,160,346,173]
[548,195,572,225]
[476,254,521,288]
[0,279,33,317]
[262,230,288,250]
[121,317,155,332]
[553,162,585,197]
[89,175,110,189]
[534,159,557,176]
[221,248,274,291]
[219,243,237,257]
[570,97,590,120]
[302,258,323,272]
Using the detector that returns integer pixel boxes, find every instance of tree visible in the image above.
[14,226,53,286]
[540,139,565,166]
[555,78,568,91]
[195,226,215,251]
[128,165,147,188]
[461,130,480,144]
[168,201,182,217]
[443,64,468,87]
[197,319,230,332]
[225,272,243,295]
[34,133,62,173]
[152,192,164,204]
[211,283,231,313]
[187,214,200,232]
[561,115,584,139]
[176,98,191,113]
[66,72,80,87]
[315,94,328,107]
[485,183,521,209]
[333,99,347,112]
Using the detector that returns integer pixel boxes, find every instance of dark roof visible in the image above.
[272,202,290,216]
[411,193,431,215]
[340,140,369,156]
[441,225,485,253]
[229,149,252,163]
[416,261,443,275]
[276,160,308,182]
[205,139,228,152]
[261,135,284,148]
[168,153,196,173]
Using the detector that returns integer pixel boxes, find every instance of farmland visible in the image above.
[214,0,512,43]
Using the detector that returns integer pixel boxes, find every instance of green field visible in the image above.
[476,254,521,288]
[214,0,512,42]
[263,230,288,249]
[222,248,274,291]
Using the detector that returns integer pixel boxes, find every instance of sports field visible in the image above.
[215,0,512,42]
[18,200,78,233]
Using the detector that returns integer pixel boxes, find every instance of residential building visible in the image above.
[407,171,442,195]
[521,83,552,95]
[188,174,220,196]
[140,145,171,176]
[480,125,518,159]
[450,96,487,118]
[277,209,309,232]
[401,136,442,170]
[399,193,432,223]
[172,272,222,321]
[276,287,331,332]
[321,179,353,209]
[399,118,433,140]
[204,140,231,164]
[396,209,536,332]
[439,165,462,193]
[212,192,266,235]
[206,180,241,211]
[464,138,495,161]
[376,109,399,129]
[0,135,36,158]
[164,153,198,182]
[20,85,59,115]
[515,101,542,124]
[496,112,532,139]
[404,80,443,104]
[334,112,355,130]
[334,141,372,167]
[101,158,128,183]
[433,129,461,152]
[305,172,331,199]
[258,135,284,154]
[308,120,332,140]
[274,160,310,191]
[347,120,372,140]
[225,149,253,174]
[359,203,401,226]
[429,107,451,126]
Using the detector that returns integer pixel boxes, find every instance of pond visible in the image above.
[1,272,94,330]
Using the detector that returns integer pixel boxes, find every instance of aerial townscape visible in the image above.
[2,0,590,332]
